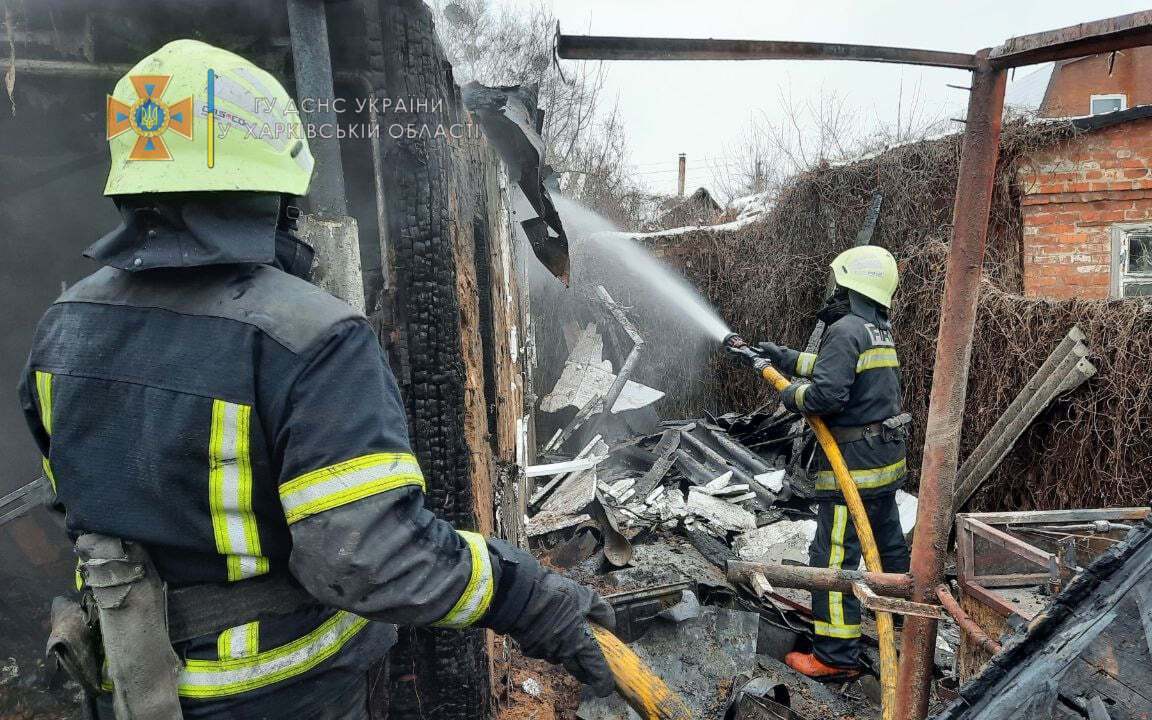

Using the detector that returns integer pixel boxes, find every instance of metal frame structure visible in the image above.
[558,10,1152,719]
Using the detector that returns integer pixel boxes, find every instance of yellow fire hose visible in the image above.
[591,624,693,720]
[755,362,898,720]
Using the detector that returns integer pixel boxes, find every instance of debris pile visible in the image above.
[939,513,1152,719]
[529,354,925,718]
[531,408,851,539]
[525,399,925,719]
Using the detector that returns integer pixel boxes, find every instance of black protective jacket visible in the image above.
[776,294,906,499]
[19,196,512,717]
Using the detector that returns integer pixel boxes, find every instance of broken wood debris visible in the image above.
[539,322,663,415]
[954,326,1096,511]
[937,513,1152,719]
[524,403,919,718]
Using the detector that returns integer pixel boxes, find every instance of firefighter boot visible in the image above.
[785,652,861,682]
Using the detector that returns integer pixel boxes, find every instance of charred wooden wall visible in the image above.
[369,2,529,715]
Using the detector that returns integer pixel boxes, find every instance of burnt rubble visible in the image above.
[527,389,921,719]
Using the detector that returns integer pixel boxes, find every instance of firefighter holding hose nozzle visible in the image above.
[732,246,911,681]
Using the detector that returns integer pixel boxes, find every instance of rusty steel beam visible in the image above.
[556,34,977,69]
[852,582,949,621]
[895,51,1007,720]
[936,585,1002,656]
[727,560,915,599]
[989,10,1152,68]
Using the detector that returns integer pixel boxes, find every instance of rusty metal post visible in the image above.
[936,585,1002,656]
[727,561,915,598]
[896,50,1006,720]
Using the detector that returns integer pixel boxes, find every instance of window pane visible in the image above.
[1123,281,1152,297]
[1091,98,1124,115]
[1128,233,1152,273]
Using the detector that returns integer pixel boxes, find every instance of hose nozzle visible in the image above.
[722,332,748,350]
[722,332,762,366]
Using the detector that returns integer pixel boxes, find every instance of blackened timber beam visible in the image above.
[556,34,976,69]
[988,10,1152,68]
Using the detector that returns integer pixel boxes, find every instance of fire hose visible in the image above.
[591,624,693,720]
[724,333,898,720]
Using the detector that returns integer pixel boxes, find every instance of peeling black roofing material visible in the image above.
[933,513,1152,719]
[1070,103,1152,132]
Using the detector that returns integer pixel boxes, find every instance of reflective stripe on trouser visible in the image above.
[99,610,374,702]
[208,400,269,581]
[218,622,260,660]
[180,610,369,698]
[813,505,860,642]
[809,496,911,669]
[815,458,906,492]
[279,452,425,525]
[432,531,495,628]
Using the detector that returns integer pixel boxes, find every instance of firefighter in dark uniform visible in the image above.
[757,246,911,680]
[20,40,613,719]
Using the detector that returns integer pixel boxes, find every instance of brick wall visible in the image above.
[1040,48,1152,118]
[1017,117,1152,300]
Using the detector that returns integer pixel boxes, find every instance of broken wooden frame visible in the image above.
[956,508,1151,619]
[936,514,1152,719]
[951,508,1151,684]
[594,286,646,420]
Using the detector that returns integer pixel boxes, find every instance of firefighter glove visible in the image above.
[484,540,617,697]
[756,341,789,367]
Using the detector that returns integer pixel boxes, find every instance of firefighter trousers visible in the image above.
[809,493,910,669]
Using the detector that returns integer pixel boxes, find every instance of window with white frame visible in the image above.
[1090,94,1127,116]
[1112,224,1152,298]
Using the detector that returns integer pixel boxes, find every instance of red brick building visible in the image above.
[1039,48,1152,118]
[1016,52,1152,300]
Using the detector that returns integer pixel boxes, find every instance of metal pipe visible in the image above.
[936,585,1002,656]
[896,51,1007,720]
[727,561,915,599]
[287,0,348,218]
[988,10,1152,68]
[13,56,368,88]
[556,34,977,70]
[10,58,128,79]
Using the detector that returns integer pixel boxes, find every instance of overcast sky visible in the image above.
[496,0,1148,197]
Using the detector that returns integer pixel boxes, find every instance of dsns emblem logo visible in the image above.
[106,75,193,161]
